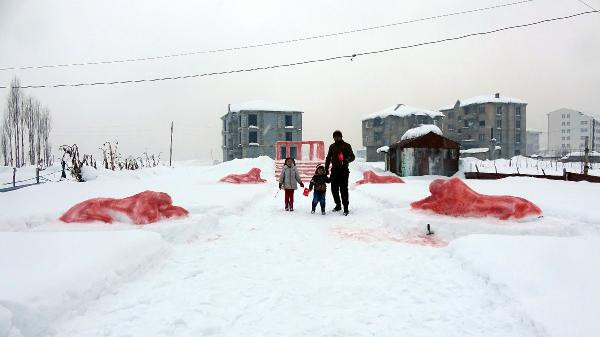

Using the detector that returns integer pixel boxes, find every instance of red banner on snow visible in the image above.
[220,168,266,183]
[356,170,405,185]
[60,190,188,224]
[410,177,541,220]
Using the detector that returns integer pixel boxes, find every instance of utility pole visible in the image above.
[169,121,173,167]
[583,136,589,175]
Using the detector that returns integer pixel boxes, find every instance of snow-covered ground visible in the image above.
[1,157,599,337]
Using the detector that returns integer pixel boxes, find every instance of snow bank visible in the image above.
[229,100,301,112]
[451,235,600,337]
[439,94,527,110]
[0,231,167,337]
[400,124,442,141]
[362,104,443,121]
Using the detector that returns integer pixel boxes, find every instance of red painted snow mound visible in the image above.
[220,168,266,183]
[356,170,405,185]
[60,190,189,224]
[411,177,541,220]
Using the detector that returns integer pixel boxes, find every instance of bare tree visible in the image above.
[1,77,53,168]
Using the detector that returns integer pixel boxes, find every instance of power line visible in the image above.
[1,10,597,90]
[576,0,598,11]
[0,0,534,72]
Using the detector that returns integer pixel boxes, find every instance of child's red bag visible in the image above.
[303,188,310,196]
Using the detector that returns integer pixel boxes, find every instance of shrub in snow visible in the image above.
[355,170,404,185]
[60,191,188,224]
[220,168,266,184]
[411,177,541,220]
[80,166,99,181]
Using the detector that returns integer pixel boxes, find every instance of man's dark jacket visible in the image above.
[325,140,355,173]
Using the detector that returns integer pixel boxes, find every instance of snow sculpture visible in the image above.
[411,177,541,220]
[220,168,266,183]
[356,170,405,185]
[60,190,189,224]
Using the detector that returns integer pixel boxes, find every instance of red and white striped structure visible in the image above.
[275,141,325,182]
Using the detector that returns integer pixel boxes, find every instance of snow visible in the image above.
[248,142,260,146]
[460,146,502,154]
[376,145,389,153]
[229,100,301,112]
[451,235,600,337]
[1,156,599,337]
[460,147,489,154]
[439,94,527,111]
[563,150,600,157]
[400,124,443,141]
[362,104,443,121]
[459,155,600,177]
[0,231,167,337]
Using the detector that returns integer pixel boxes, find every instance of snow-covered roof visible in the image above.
[229,100,302,113]
[439,94,527,111]
[460,148,489,154]
[362,104,443,121]
[460,146,502,154]
[376,146,389,153]
[564,151,600,157]
[400,125,442,141]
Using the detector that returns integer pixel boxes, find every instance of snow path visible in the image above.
[53,186,544,337]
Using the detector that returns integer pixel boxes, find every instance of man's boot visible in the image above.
[332,204,342,212]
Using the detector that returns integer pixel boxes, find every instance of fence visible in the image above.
[0,168,62,192]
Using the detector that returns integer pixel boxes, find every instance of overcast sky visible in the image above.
[1,0,599,160]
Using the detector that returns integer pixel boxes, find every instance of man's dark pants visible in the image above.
[330,168,349,211]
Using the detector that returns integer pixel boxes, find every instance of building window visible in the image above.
[479,120,485,127]
[373,117,383,127]
[374,132,383,143]
[567,129,570,133]
[496,118,502,128]
[515,150,520,156]
[448,111,455,119]
[248,114,258,127]
[285,132,293,141]
[562,122,566,126]
[562,114,565,118]
[496,106,502,115]
[223,119,227,132]
[497,133,502,142]
[249,130,258,143]
[562,137,565,140]
[581,128,588,132]
[464,120,469,127]
[516,106,521,116]
[567,114,570,118]
[478,106,485,114]
[516,120,521,129]
[566,136,570,140]
[516,133,521,143]
[479,134,485,141]
[285,115,293,127]
[581,120,588,125]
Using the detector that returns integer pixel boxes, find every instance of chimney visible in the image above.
[495,93,500,98]
[228,104,231,113]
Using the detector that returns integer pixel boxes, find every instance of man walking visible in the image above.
[325,130,355,216]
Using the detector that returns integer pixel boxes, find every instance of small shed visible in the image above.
[388,125,460,176]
